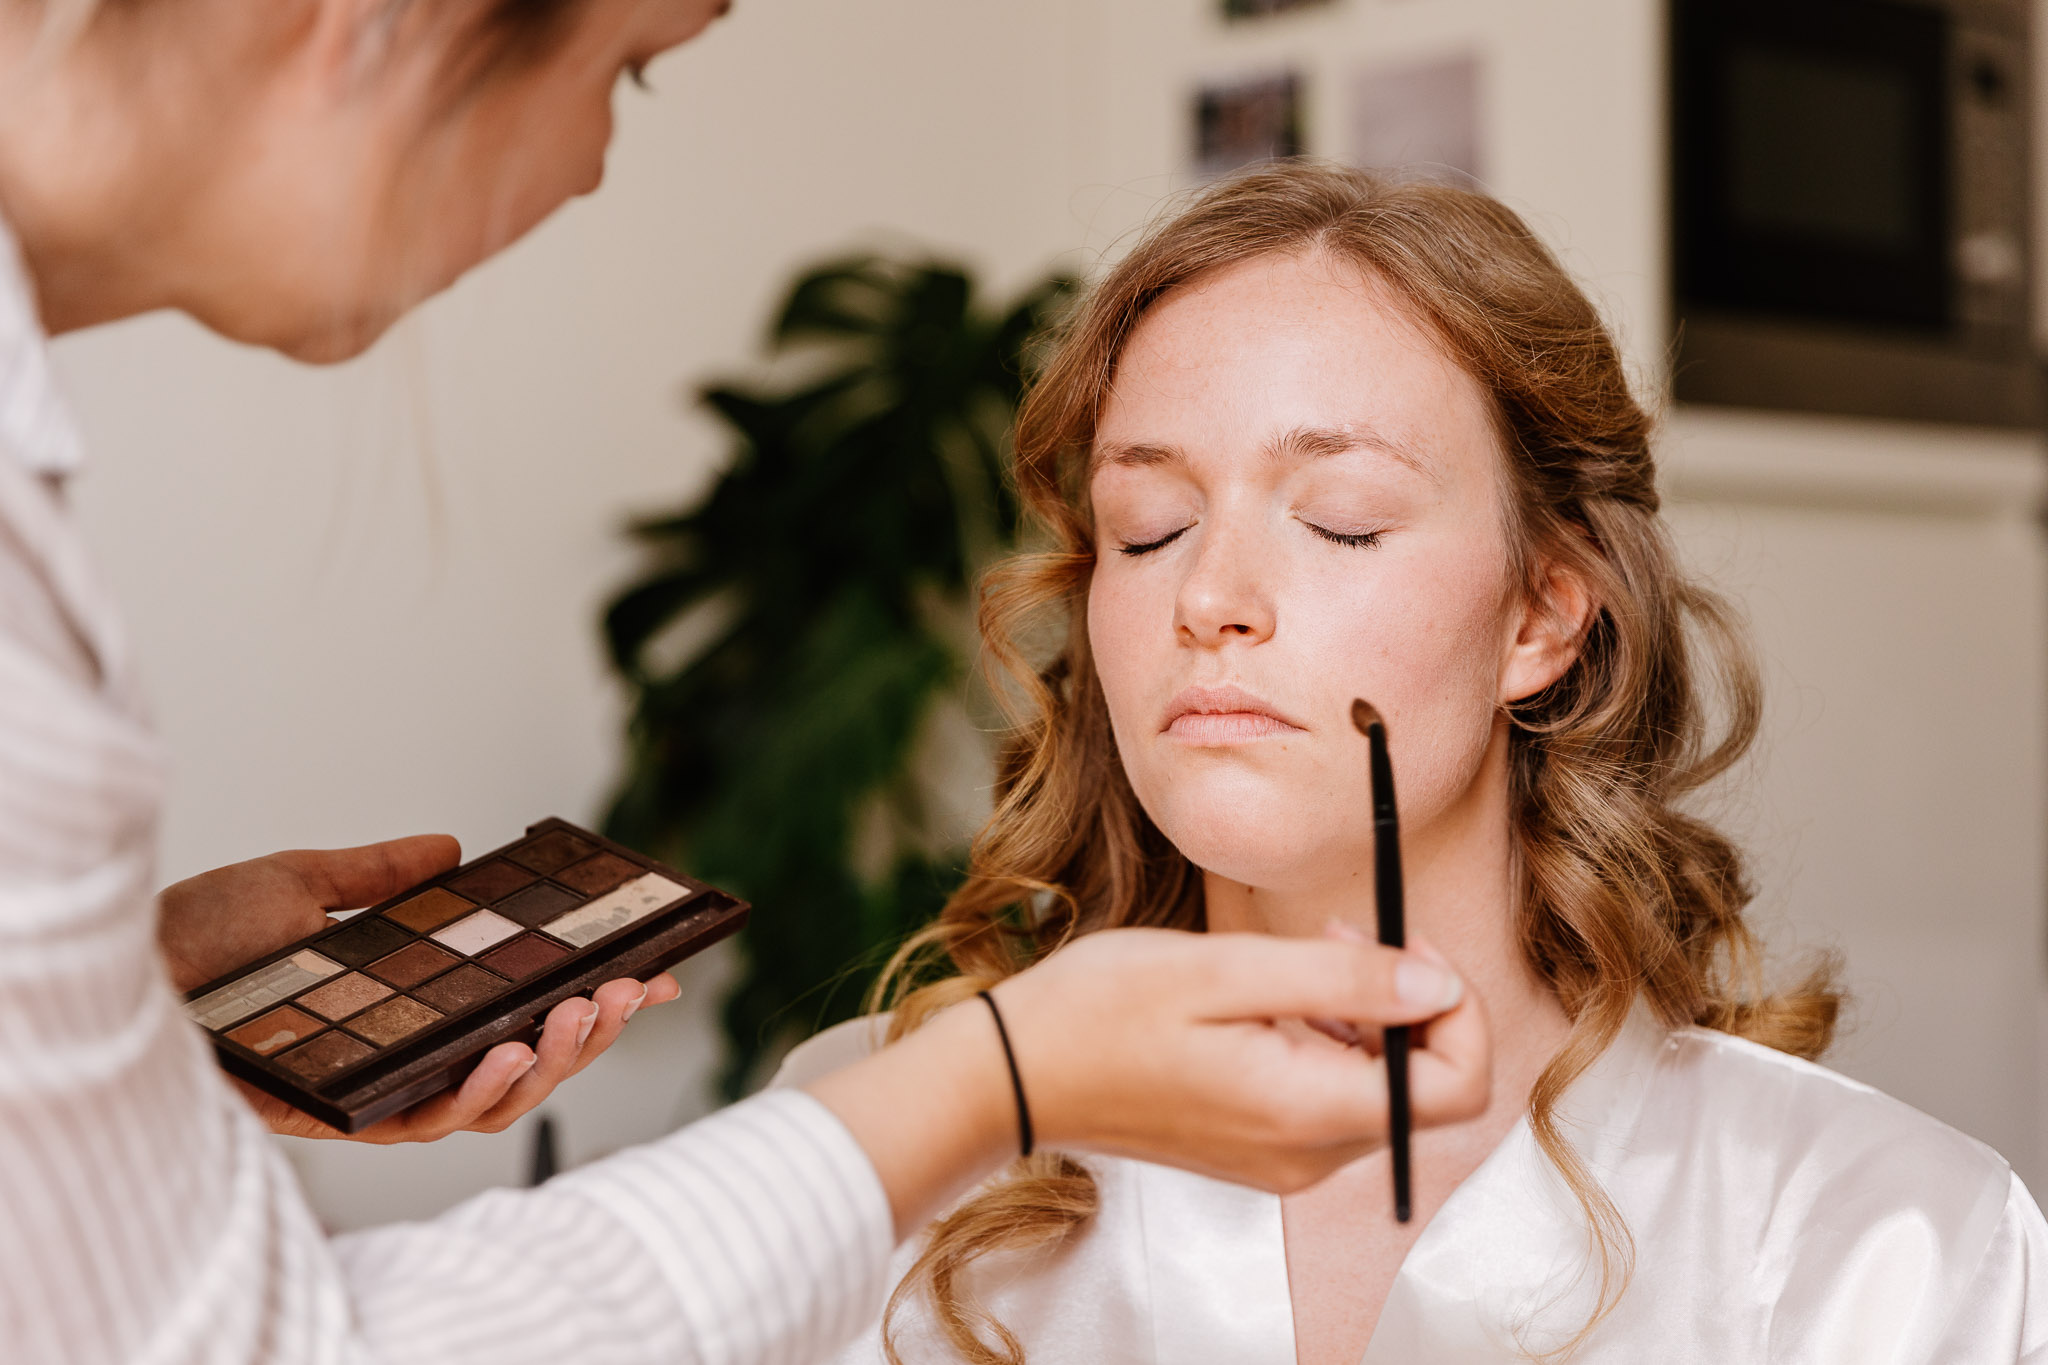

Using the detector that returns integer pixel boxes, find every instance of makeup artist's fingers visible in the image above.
[338,978,681,1142]
[345,1042,542,1143]
[271,834,462,912]
[1403,983,1491,1127]
[561,982,655,1080]
[233,1078,354,1142]
[462,996,602,1130]
[1192,932,1466,1027]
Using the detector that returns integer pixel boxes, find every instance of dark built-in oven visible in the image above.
[1670,0,2038,426]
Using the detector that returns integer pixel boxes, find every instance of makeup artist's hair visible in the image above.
[871,161,1841,1364]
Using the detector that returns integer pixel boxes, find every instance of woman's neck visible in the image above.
[1205,722,1575,1364]
[1202,720,1569,1065]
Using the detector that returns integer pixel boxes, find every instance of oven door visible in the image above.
[1673,0,1950,333]
[1670,0,2040,426]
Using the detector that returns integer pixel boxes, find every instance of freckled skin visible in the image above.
[1085,249,1593,1365]
[1088,250,1530,895]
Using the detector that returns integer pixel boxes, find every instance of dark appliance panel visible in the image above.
[1670,0,2037,427]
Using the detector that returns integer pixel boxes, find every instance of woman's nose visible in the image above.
[1173,521,1276,646]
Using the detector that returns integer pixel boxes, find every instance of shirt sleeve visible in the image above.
[337,1091,896,1365]
[0,463,895,1365]
[1923,1173,2048,1364]
[0,768,895,1365]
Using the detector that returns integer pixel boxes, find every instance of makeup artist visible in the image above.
[0,1,1490,1362]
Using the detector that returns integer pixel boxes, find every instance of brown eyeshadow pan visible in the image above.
[297,972,393,1022]
[412,965,510,1014]
[348,997,444,1047]
[554,852,638,897]
[385,888,475,934]
[494,882,582,929]
[445,860,538,904]
[323,916,414,968]
[227,1006,324,1056]
[480,933,571,981]
[505,829,593,875]
[365,940,460,989]
[279,1031,374,1084]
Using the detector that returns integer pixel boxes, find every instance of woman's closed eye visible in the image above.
[1117,525,1193,557]
[1299,519,1384,549]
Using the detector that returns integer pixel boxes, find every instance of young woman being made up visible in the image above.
[778,163,2048,1364]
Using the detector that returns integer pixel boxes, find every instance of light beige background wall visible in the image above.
[50,0,2048,1227]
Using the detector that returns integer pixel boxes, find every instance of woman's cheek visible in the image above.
[1086,572,1156,718]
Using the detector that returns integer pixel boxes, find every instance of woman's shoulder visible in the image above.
[1609,1026,2048,1357]
[1642,1024,2026,1246]
[767,1014,894,1090]
[1660,1024,2007,1173]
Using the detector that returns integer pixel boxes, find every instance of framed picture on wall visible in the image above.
[1350,53,1483,186]
[1194,72,1305,178]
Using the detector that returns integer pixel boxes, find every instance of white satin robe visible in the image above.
[776,1007,2048,1363]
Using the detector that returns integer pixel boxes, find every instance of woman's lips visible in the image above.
[1168,712,1297,742]
[1161,685,1306,744]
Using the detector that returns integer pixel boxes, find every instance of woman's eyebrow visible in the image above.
[1268,424,1438,481]
[1092,441,1184,471]
[1091,426,1438,480]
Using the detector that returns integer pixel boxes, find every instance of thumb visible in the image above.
[273,834,462,912]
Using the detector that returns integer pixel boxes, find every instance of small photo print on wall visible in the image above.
[1195,72,1305,179]
[1222,0,1337,19]
[1350,53,1483,186]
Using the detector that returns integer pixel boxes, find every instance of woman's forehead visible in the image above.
[1095,254,1494,479]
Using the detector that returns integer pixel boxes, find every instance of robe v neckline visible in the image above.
[1130,1009,1672,1364]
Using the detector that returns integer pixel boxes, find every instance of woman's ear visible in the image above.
[1499,560,1596,704]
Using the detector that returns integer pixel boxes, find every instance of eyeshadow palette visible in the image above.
[183,818,747,1132]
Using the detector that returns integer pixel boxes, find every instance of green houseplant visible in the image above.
[602,254,1073,1096]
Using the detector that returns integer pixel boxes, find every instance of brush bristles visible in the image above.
[1350,698,1384,737]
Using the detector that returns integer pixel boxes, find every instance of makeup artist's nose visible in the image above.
[1174,519,1276,647]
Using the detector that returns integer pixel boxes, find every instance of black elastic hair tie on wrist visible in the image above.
[977,989,1034,1158]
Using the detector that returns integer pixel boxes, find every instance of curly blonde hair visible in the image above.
[873,162,1840,1363]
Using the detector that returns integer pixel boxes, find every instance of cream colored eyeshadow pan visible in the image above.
[431,909,522,955]
[186,950,343,1031]
[541,873,689,948]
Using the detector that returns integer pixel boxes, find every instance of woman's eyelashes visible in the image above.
[1117,525,1193,557]
[1301,520,1384,549]
[1113,519,1384,555]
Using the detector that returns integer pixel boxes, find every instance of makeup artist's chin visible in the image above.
[217,304,394,366]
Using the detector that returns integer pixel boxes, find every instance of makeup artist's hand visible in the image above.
[157,834,681,1144]
[809,926,1489,1237]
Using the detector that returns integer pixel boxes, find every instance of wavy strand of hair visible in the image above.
[871,161,1840,1365]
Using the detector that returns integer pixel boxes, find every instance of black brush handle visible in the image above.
[1386,1025,1412,1221]
[1355,700,1412,1223]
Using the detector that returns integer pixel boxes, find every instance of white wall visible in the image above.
[58,0,1103,1224]
[50,0,2048,1223]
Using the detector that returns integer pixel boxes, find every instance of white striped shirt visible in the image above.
[0,220,893,1365]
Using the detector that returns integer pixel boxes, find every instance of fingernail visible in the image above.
[575,1003,599,1048]
[621,987,648,1023]
[1395,958,1462,1011]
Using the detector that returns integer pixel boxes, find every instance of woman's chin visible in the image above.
[1159,819,1353,897]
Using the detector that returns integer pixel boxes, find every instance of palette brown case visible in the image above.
[182,818,748,1133]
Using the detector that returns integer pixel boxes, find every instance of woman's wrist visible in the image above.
[804,998,1017,1240]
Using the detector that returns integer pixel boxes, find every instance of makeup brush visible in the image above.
[1350,698,1411,1223]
